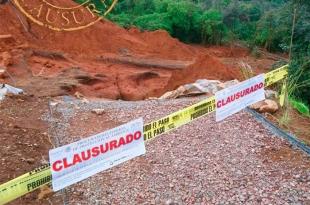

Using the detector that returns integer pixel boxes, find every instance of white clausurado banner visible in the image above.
[215,74,265,122]
[49,118,145,191]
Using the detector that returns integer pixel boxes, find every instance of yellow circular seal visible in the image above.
[11,0,118,31]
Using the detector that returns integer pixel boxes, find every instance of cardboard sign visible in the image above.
[216,74,265,121]
[49,118,145,191]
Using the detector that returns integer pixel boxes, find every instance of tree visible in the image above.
[201,9,226,44]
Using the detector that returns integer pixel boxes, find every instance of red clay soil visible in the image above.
[165,53,240,91]
[267,107,310,146]
[0,2,279,100]
[0,3,194,59]
[0,95,63,205]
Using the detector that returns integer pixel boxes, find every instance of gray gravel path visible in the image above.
[49,98,310,205]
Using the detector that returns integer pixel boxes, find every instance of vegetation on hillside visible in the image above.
[81,0,310,107]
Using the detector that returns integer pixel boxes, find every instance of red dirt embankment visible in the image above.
[0,2,241,100]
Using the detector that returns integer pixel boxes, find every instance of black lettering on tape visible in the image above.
[143,124,152,132]
[29,164,49,175]
[194,102,210,111]
[1,188,7,192]
[27,175,52,191]
[168,124,175,129]
[190,106,213,120]
[172,115,180,121]
[158,117,169,126]
[153,126,165,136]
[144,132,153,141]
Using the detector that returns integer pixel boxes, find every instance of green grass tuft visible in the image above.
[289,98,310,117]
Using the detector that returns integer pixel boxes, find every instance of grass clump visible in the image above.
[289,98,310,117]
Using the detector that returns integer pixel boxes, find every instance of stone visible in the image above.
[250,100,279,114]
[265,89,278,99]
[160,79,240,99]
[92,109,105,115]
[160,79,221,99]
[250,101,266,110]
[74,91,84,99]
[259,99,279,113]
[222,79,240,89]
[166,199,179,205]
[159,86,186,99]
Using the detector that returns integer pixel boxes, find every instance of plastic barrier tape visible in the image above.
[279,80,287,107]
[0,65,289,205]
[264,65,288,87]
[0,165,51,205]
[143,96,216,141]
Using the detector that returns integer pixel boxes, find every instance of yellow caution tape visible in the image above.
[144,64,289,141]
[264,65,288,87]
[144,96,216,141]
[279,79,287,107]
[0,165,51,205]
[0,65,289,205]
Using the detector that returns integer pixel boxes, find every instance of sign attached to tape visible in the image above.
[49,118,145,191]
[0,65,289,204]
[216,74,265,121]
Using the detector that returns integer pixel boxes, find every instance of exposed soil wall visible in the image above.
[1,3,248,100]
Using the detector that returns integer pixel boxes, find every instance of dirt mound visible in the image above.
[165,54,239,91]
[205,45,249,58]
[0,3,241,100]
[0,4,194,59]
[129,28,196,60]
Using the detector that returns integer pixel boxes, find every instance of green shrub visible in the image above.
[200,9,227,44]
[289,60,310,105]
[289,98,310,117]
[133,13,173,33]
[108,13,133,28]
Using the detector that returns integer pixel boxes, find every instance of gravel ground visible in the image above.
[48,97,310,205]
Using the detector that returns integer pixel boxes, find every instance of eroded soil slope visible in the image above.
[0,3,283,100]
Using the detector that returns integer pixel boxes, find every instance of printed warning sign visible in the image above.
[215,74,265,121]
[49,118,145,191]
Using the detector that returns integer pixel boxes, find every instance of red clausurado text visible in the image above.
[217,82,264,108]
[52,131,142,172]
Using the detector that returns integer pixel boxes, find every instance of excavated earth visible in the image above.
[0,3,284,101]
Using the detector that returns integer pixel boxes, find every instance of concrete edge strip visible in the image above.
[246,107,310,156]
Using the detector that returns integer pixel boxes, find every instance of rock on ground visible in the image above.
[250,99,279,114]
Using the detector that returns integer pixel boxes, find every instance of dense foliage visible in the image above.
[108,0,309,50]
[84,0,310,105]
